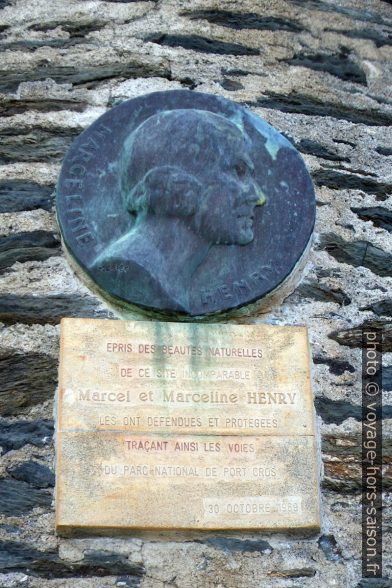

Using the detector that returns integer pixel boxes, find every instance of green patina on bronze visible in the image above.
[56,90,315,317]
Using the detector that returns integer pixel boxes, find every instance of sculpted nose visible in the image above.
[245,181,266,207]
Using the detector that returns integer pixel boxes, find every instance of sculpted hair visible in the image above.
[125,166,201,217]
[120,109,246,217]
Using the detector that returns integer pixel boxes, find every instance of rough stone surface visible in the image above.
[7,460,55,488]
[0,0,391,586]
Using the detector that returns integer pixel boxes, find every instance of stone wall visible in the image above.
[0,0,391,586]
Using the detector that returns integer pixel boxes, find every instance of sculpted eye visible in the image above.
[235,161,248,177]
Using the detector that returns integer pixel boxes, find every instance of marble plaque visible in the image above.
[56,318,320,533]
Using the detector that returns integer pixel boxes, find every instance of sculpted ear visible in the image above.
[125,179,148,213]
[145,166,201,217]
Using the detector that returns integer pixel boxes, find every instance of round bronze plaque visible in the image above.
[56,90,315,317]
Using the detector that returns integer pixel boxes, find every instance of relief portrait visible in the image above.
[93,109,266,313]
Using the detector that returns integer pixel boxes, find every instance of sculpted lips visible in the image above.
[236,205,256,225]
[237,216,254,230]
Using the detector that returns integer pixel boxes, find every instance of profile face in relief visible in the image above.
[93,108,265,312]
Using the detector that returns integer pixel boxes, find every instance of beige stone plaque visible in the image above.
[56,318,320,533]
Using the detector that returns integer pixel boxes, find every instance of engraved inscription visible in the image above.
[56,318,320,533]
[62,124,112,246]
[200,269,276,305]
[203,496,302,517]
